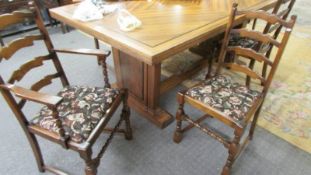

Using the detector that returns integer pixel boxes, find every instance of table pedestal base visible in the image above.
[112,48,174,128]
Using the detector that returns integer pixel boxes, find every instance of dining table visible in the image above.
[49,0,277,128]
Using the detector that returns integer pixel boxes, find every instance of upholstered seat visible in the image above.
[185,75,261,124]
[229,36,259,49]
[31,86,120,143]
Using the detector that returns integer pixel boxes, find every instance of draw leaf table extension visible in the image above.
[50,0,277,128]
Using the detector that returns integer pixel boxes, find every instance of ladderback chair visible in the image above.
[259,0,296,79]
[190,0,296,78]
[173,3,296,175]
[230,0,296,85]
[0,1,132,175]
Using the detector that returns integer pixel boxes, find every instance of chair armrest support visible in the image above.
[53,48,111,57]
[0,84,69,148]
[0,84,63,107]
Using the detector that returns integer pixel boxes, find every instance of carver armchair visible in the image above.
[0,1,132,175]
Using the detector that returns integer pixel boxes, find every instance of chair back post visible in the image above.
[0,75,31,137]
[263,15,297,95]
[217,3,297,95]
[265,0,295,45]
[271,0,296,40]
[30,0,70,87]
[0,2,71,147]
[216,2,238,75]
[261,0,283,33]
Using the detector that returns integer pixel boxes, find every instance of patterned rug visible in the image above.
[161,25,311,154]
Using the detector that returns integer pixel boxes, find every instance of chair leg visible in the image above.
[221,128,243,175]
[80,149,98,175]
[94,38,102,65]
[249,104,263,140]
[60,22,67,34]
[205,56,214,79]
[262,63,268,81]
[246,59,256,87]
[0,34,4,46]
[122,90,133,140]
[173,94,185,143]
[25,131,45,172]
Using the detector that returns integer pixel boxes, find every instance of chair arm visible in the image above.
[0,84,63,107]
[53,48,111,57]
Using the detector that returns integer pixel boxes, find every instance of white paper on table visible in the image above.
[72,0,103,22]
[117,9,142,32]
[98,4,120,14]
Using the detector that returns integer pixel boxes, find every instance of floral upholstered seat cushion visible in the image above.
[186,75,261,125]
[229,35,259,49]
[31,86,120,143]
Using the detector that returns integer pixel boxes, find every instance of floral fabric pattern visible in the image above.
[186,75,261,125]
[229,35,259,49]
[31,86,120,143]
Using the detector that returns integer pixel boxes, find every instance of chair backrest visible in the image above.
[0,0,69,109]
[250,0,295,54]
[263,0,296,38]
[217,3,296,95]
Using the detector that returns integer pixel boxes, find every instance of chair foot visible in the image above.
[173,131,183,143]
[249,134,254,141]
[80,150,98,175]
[125,133,133,140]
[221,166,230,175]
[27,132,45,172]
[122,89,133,141]
[123,109,133,141]
[84,167,97,175]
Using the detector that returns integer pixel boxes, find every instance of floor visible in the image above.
[1,1,311,175]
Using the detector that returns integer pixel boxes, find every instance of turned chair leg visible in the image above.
[221,129,243,175]
[25,132,45,173]
[249,104,263,140]
[173,94,185,143]
[80,149,98,175]
[122,90,133,140]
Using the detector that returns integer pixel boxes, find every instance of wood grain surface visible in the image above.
[50,0,277,65]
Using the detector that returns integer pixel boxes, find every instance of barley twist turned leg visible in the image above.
[80,149,97,175]
[173,94,185,143]
[221,129,243,175]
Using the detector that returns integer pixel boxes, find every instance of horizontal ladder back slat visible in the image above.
[31,73,61,92]
[277,8,290,18]
[224,63,265,84]
[281,0,292,4]
[227,46,273,66]
[231,29,281,47]
[0,11,34,30]
[238,11,291,28]
[8,55,52,84]
[0,34,44,61]
[268,23,281,33]
[18,73,62,108]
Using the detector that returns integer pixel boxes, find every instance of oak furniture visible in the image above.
[234,0,296,86]
[0,1,132,174]
[41,0,81,33]
[49,0,279,128]
[0,0,30,46]
[173,3,296,175]
[190,0,296,79]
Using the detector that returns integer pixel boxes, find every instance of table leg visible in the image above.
[112,48,174,128]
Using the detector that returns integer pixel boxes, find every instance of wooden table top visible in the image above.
[50,0,277,65]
